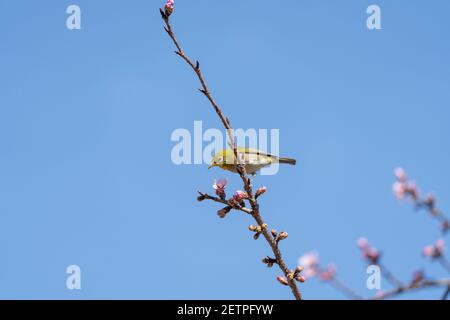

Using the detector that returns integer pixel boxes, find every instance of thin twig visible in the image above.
[328,277,362,300]
[160,8,302,300]
[198,192,253,214]
[378,262,405,288]
[374,278,450,300]
[442,286,450,300]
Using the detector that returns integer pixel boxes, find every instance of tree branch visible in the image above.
[374,278,450,300]
[160,8,302,300]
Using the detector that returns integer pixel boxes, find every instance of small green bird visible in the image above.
[209,148,296,175]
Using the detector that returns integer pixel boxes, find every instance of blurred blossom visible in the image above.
[395,167,407,182]
[436,239,445,250]
[298,252,319,279]
[392,168,420,201]
[357,238,380,263]
[423,245,435,257]
[319,264,337,281]
[425,193,436,207]
[423,239,445,258]
[411,270,424,284]
[393,182,406,199]
[357,237,369,249]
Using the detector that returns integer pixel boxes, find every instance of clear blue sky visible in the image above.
[1,0,449,299]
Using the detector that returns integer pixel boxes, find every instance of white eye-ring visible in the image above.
[217,156,223,163]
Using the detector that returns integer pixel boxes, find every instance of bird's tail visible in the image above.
[278,157,296,165]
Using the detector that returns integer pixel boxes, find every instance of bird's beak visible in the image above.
[208,164,213,169]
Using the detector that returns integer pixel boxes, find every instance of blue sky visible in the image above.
[0,0,449,299]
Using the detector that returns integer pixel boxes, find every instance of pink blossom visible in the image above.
[406,181,419,199]
[213,178,228,191]
[423,245,435,257]
[302,268,317,279]
[299,252,319,268]
[233,190,249,201]
[395,167,407,182]
[298,252,319,279]
[392,167,421,201]
[213,178,228,198]
[164,0,174,16]
[320,264,337,281]
[357,238,380,263]
[165,0,174,9]
[364,248,380,262]
[423,239,445,258]
[357,237,369,249]
[435,239,445,251]
[393,182,406,199]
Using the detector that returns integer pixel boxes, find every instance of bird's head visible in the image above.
[209,150,228,169]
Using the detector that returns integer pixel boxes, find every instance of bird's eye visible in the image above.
[217,157,223,163]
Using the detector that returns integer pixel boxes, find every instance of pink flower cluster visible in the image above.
[392,167,420,201]
[298,252,336,281]
[212,178,254,208]
[423,239,445,259]
[357,238,380,263]
[212,179,268,207]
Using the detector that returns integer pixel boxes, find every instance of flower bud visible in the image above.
[277,232,289,241]
[197,194,206,202]
[255,186,267,198]
[217,206,231,219]
[295,266,303,275]
[276,276,289,286]
[164,0,174,17]
[234,190,249,201]
[262,256,276,268]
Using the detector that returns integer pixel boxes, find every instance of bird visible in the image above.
[209,148,296,175]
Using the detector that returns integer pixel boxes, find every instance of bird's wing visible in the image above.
[237,148,276,158]
[242,150,273,165]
